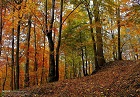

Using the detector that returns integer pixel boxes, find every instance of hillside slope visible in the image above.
[3,60,140,97]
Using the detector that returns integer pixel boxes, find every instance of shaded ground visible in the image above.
[2,60,140,97]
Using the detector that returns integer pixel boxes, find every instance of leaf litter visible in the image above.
[3,60,140,97]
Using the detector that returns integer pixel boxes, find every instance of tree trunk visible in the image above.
[64,55,68,79]
[15,20,20,90]
[86,5,99,71]
[11,7,15,90]
[93,0,105,67]
[15,0,22,90]
[55,0,63,81]
[24,15,32,87]
[111,18,117,60]
[84,46,88,75]
[80,32,86,76]
[40,33,45,84]
[46,0,56,82]
[2,55,8,90]
[33,23,38,85]
[117,5,122,60]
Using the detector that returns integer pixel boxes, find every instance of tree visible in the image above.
[84,1,99,71]
[15,0,23,90]
[55,0,64,81]
[11,3,15,90]
[45,0,56,82]
[24,15,32,87]
[33,23,38,85]
[93,0,105,66]
[117,0,122,60]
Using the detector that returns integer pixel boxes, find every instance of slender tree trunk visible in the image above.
[79,32,86,76]
[55,0,63,81]
[0,0,2,56]
[15,0,23,89]
[15,20,20,90]
[78,61,82,78]
[93,0,105,66]
[40,33,45,84]
[33,23,38,86]
[2,55,8,90]
[117,6,122,60]
[11,7,15,90]
[46,0,56,82]
[24,15,32,87]
[81,47,86,76]
[72,51,76,78]
[85,46,88,75]
[88,61,91,75]
[86,5,99,72]
[111,18,117,60]
[64,55,68,79]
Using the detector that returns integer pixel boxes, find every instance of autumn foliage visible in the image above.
[0,0,140,95]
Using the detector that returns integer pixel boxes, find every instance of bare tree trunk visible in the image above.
[55,0,63,81]
[15,0,23,90]
[110,18,117,60]
[46,0,56,82]
[81,47,86,76]
[2,56,8,90]
[85,46,88,75]
[64,55,68,79]
[11,7,15,90]
[15,19,20,90]
[93,0,105,66]
[85,4,99,72]
[79,32,86,76]
[40,33,45,84]
[33,23,38,86]
[117,5,122,60]
[24,15,32,87]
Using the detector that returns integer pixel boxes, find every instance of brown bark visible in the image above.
[93,0,105,66]
[15,19,20,90]
[46,0,56,82]
[15,1,22,89]
[40,33,45,84]
[24,15,32,87]
[33,23,38,85]
[11,7,15,90]
[55,0,63,81]
[117,6,122,60]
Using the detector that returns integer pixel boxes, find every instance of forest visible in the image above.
[0,0,140,94]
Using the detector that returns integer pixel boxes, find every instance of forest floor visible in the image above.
[2,60,140,97]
